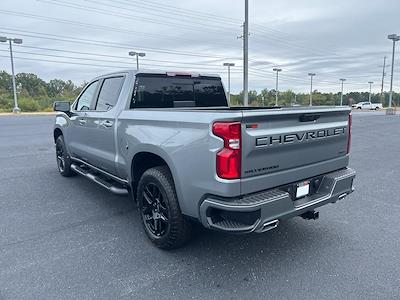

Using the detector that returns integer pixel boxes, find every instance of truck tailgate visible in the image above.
[240,107,351,194]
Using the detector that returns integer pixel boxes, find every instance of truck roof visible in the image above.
[93,69,221,80]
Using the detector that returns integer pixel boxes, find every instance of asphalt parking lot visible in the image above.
[0,112,399,300]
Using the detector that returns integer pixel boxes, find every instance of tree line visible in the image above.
[0,71,83,112]
[0,70,398,112]
[230,89,399,107]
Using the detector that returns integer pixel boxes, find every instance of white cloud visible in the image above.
[0,0,399,93]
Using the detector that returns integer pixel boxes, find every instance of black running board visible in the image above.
[71,164,129,196]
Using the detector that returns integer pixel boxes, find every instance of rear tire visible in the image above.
[137,166,192,249]
[55,135,75,177]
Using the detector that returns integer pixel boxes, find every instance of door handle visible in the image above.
[78,119,87,125]
[101,120,114,128]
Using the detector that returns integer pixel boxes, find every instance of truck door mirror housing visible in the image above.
[53,101,70,113]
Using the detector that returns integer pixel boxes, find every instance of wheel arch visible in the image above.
[130,151,178,200]
[54,127,63,143]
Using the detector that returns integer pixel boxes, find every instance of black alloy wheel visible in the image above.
[141,183,170,237]
[55,135,75,177]
[137,166,192,249]
[56,141,65,173]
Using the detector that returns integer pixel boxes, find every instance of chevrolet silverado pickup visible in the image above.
[53,70,356,249]
[353,101,383,110]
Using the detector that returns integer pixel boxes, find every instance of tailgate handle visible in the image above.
[299,114,320,122]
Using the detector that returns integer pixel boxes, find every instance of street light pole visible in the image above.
[128,51,146,70]
[368,81,374,103]
[273,68,282,106]
[223,63,235,104]
[243,0,249,107]
[340,78,346,106]
[380,56,386,96]
[0,36,23,113]
[387,34,399,114]
[308,73,316,106]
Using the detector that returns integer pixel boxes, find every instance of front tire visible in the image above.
[55,135,75,177]
[137,166,192,249]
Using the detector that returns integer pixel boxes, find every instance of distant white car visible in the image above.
[354,102,383,110]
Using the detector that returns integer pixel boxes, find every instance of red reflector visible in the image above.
[212,122,241,179]
[246,124,259,129]
[347,113,352,154]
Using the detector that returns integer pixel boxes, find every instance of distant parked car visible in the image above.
[354,101,383,110]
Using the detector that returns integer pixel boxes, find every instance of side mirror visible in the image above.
[53,101,70,113]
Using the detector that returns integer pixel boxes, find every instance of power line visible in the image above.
[0,8,385,73]
[0,9,236,49]
[13,45,243,68]
[113,0,296,38]
[0,28,240,60]
[0,51,245,72]
[39,0,339,59]
[86,0,342,59]
[37,0,234,35]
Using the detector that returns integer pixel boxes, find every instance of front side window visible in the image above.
[96,77,125,111]
[76,81,98,111]
[131,75,228,108]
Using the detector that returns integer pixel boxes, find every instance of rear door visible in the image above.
[363,102,371,109]
[240,108,350,186]
[89,76,125,175]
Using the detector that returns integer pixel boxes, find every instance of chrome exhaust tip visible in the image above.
[261,219,279,232]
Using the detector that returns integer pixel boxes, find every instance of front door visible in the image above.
[68,80,100,161]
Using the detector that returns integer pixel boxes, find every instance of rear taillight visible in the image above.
[347,113,352,154]
[212,122,241,179]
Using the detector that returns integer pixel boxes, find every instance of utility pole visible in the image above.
[308,73,316,106]
[223,63,235,104]
[340,78,346,106]
[387,34,399,114]
[128,51,146,70]
[243,0,249,107]
[368,81,374,103]
[0,36,23,113]
[273,68,282,106]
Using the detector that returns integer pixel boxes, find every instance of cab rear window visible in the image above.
[131,74,228,108]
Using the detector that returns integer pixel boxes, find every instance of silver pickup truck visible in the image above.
[53,70,356,249]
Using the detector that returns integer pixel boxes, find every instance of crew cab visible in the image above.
[354,101,383,110]
[53,70,356,249]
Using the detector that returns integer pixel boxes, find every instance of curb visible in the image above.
[0,112,56,116]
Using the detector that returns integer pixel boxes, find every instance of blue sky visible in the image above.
[0,0,399,93]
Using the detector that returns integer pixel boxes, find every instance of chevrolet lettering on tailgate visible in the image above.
[256,127,347,147]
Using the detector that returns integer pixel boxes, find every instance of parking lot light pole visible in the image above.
[273,68,282,106]
[0,36,23,113]
[128,51,146,70]
[308,73,316,106]
[387,34,400,114]
[368,81,374,103]
[223,63,235,104]
[340,79,346,106]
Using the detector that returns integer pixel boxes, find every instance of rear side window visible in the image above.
[75,81,98,111]
[96,77,125,111]
[131,75,228,108]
